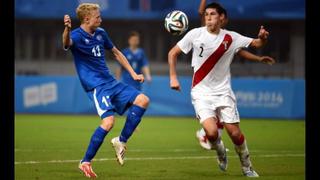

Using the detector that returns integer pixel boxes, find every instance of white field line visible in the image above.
[15,153,305,165]
[14,148,304,153]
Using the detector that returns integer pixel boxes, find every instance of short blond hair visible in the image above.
[76,3,100,23]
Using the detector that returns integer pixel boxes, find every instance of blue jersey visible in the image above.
[120,48,149,90]
[69,27,118,92]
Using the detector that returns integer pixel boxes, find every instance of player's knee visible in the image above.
[134,94,149,108]
[229,130,242,140]
[205,130,219,142]
[140,94,150,106]
[101,116,115,131]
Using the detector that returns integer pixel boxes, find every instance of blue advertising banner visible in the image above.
[15,76,93,114]
[15,0,304,20]
[232,78,305,119]
[15,76,305,119]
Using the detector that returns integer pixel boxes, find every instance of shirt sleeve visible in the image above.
[230,31,253,53]
[177,29,196,54]
[103,31,114,50]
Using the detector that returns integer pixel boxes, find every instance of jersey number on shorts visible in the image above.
[102,96,111,107]
[92,45,101,57]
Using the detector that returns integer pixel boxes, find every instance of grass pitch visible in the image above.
[15,114,305,180]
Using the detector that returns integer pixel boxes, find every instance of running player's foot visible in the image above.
[236,148,257,177]
[196,129,212,150]
[111,137,127,166]
[242,167,259,177]
[216,141,228,171]
[78,161,97,179]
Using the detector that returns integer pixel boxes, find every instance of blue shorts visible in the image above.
[122,79,142,91]
[87,82,141,119]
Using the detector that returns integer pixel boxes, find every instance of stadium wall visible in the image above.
[15,76,305,119]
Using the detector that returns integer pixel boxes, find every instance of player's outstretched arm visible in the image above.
[62,15,73,49]
[237,49,275,65]
[111,47,144,83]
[198,0,206,26]
[168,45,183,91]
[250,26,269,49]
[142,66,152,82]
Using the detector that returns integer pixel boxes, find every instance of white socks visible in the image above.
[234,140,252,171]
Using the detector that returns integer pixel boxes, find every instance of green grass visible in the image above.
[15,114,305,180]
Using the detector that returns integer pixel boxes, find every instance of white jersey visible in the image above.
[177,27,253,97]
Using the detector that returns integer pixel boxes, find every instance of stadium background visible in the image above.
[15,0,305,179]
[15,0,305,119]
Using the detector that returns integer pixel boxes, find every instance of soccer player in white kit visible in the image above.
[168,2,274,177]
[195,0,275,151]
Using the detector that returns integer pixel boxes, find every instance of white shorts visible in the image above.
[191,93,240,124]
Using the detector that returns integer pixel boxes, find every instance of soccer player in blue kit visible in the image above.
[62,3,149,178]
[116,31,152,91]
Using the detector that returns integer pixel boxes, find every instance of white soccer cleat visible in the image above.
[243,167,259,177]
[111,137,127,166]
[196,129,213,150]
[78,161,97,179]
[196,129,230,151]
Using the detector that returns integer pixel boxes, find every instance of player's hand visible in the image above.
[170,78,181,91]
[133,74,144,83]
[64,15,72,29]
[258,26,269,40]
[259,56,275,65]
[146,76,152,83]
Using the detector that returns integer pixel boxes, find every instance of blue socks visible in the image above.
[82,126,108,163]
[119,105,146,143]
[81,105,145,162]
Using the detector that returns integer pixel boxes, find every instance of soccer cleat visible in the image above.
[196,129,213,150]
[78,161,97,179]
[111,137,127,166]
[243,167,259,177]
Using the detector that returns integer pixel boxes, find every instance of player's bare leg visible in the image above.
[224,123,259,177]
[111,94,149,166]
[202,117,228,171]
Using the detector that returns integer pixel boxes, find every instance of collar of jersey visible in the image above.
[128,48,140,55]
[205,27,221,38]
[79,27,96,38]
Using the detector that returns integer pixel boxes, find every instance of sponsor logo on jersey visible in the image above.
[222,41,229,50]
[96,35,102,41]
[84,38,90,44]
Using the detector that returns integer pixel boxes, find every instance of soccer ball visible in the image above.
[164,10,189,36]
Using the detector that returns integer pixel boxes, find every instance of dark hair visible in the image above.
[220,6,227,18]
[128,31,140,38]
[205,2,227,17]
